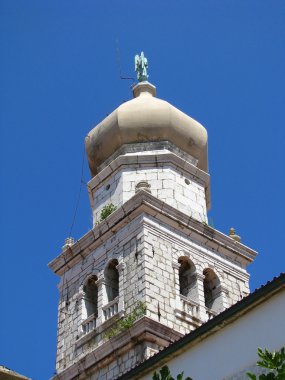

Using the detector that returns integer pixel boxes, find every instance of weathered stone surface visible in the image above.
[87,143,210,226]
[50,188,255,378]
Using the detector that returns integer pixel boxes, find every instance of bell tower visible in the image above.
[49,53,257,380]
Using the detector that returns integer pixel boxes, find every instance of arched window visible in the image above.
[83,275,98,318]
[203,268,222,313]
[178,257,198,302]
[105,259,119,303]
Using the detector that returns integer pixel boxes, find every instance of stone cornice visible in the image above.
[88,150,211,209]
[98,141,199,172]
[48,191,257,276]
[142,219,251,281]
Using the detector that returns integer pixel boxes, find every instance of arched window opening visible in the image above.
[203,268,222,313]
[105,259,119,303]
[83,275,98,318]
[178,257,198,302]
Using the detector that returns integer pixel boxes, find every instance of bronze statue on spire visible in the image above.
[135,52,148,82]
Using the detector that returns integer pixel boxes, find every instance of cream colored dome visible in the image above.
[85,82,208,176]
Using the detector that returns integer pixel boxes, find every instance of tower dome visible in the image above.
[85,81,208,177]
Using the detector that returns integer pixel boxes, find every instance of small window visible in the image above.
[83,275,98,318]
[203,268,222,312]
[178,257,198,301]
[105,259,119,303]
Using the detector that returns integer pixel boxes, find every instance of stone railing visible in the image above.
[102,296,119,321]
[205,307,218,320]
[180,295,200,317]
[82,313,97,335]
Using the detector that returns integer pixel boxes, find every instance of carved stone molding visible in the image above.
[116,262,126,273]
[172,262,181,270]
[96,277,106,287]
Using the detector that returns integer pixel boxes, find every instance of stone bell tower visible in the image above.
[49,53,257,380]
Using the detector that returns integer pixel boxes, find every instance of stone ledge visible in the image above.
[52,316,183,380]
[76,310,125,348]
[175,309,202,328]
[88,149,210,196]
[97,141,198,173]
[49,190,257,276]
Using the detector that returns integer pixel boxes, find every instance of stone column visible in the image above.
[78,290,87,322]
[213,284,229,312]
[195,272,207,322]
[172,262,182,310]
[96,276,107,325]
[116,262,126,314]
[75,289,87,337]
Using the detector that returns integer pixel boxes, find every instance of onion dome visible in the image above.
[85,56,208,177]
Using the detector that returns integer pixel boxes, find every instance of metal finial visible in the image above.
[135,52,149,82]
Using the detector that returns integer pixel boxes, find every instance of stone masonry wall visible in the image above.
[91,215,248,379]
[142,214,250,335]
[88,342,159,380]
[55,210,250,379]
[92,165,207,226]
[55,214,147,373]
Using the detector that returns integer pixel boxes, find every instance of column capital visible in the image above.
[96,277,106,287]
[216,284,229,294]
[116,262,126,272]
[172,262,181,270]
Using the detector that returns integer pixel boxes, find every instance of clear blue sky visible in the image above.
[1,1,284,379]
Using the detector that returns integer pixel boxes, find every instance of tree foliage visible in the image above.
[152,365,192,380]
[247,347,285,380]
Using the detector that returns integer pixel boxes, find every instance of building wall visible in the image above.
[139,289,285,380]
[142,215,250,334]
[92,166,207,225]
[55,214,146,372]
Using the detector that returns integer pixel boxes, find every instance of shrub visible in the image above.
[247,347,285,380]
[104,301,146,339]
[152,365,192,380]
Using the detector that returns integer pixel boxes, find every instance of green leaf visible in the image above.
[152,372,160,380]
[257,360,275,370]
[246,372,257,380]
[152,366,192,380]
[263,373,276,380]
[160,365,171,379]
[251,347,285,379]
[99,203,117,221]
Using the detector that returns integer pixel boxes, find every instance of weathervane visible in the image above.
[135,52,149,82]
